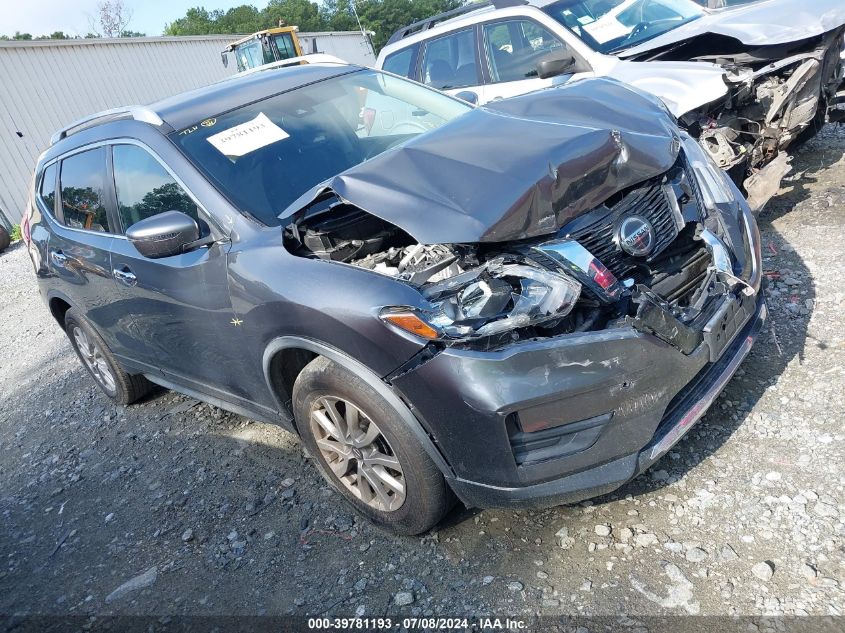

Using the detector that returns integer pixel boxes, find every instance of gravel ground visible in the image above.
[1,126,844,624]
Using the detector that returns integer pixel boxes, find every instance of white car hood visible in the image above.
[605,59,728,116]
[619,0,845,57]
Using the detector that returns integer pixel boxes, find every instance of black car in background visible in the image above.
[24,62,765,534]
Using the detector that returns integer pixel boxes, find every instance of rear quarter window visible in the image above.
[39,163,57,213]
[382,45,418,79]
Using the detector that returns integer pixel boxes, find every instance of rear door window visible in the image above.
[59,147,110,233]
[421,29,480,90]
[112,144,200,232]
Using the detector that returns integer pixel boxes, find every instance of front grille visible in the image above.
[561,157,691,281]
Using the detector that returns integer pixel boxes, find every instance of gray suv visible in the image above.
[24,61,765,534]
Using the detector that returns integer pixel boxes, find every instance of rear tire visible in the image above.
[0,226,10,252]
[64,309,152,405]
[292,356,453,535]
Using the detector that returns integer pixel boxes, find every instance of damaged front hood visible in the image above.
[619,0,845,57]
[283,78,680,245]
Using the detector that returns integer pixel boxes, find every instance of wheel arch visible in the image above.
[46,292,74,329]
[262,336,455,478]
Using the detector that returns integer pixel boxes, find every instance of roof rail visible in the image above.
[50,106,166,146]
[385,0,528,46]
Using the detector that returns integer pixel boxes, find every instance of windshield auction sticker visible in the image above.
[206,112,289,159]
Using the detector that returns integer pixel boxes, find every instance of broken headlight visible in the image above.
[682,133,736,207]
[381,260,581,341]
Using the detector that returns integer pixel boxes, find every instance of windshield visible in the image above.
[171,69,471,225]
[542,0,704,54]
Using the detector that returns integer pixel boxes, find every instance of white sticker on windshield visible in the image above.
[582,17,632,44]
[206,112,289,159]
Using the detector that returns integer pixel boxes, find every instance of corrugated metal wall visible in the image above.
[0,35,237,229]
[297,31,376,66]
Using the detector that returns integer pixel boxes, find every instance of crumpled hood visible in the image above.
[285,78,680,245]
[620,0,845,57]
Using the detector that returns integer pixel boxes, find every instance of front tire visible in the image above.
[64,309,152,405]
[292,356,453,535]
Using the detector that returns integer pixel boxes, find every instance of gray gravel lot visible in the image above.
[1,126,844,622]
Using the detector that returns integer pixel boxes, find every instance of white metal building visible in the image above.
[0,32,375,229]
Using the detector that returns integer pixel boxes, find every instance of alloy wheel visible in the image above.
[309,396,406,512]
[72,326,116,393]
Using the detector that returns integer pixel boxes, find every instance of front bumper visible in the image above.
[391,293,766,509]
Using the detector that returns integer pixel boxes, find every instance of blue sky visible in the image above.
[0,0,253,37]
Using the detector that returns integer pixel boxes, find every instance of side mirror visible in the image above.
[536,54,577,79]
[455,90,479,105]
[126,211,200,259]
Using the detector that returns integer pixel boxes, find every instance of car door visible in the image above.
[418,27,484,101]
[478,18,580,103]
[47,146,124,350]
[106,141,238,397]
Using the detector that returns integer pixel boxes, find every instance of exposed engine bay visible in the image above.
[640,28,845,211]
[284,140,758,356]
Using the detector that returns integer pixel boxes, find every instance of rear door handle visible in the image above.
[113,266,137,286]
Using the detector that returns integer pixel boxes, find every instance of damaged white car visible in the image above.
[377,0,845,210]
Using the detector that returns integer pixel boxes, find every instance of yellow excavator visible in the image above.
[222,26,304,73]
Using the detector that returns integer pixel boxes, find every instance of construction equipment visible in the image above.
[222,26,303,72]
[222,27,376,72]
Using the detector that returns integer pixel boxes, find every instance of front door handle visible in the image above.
[113,266,137,286]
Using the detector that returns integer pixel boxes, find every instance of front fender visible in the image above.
[262,335,455,478]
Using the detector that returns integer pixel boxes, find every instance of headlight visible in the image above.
[380,259,581,341]
[681,134,736,206]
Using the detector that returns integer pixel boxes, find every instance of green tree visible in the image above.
[162,0,466,52]
[264,0,325,32]
[357,0,464,52]
[322,0,359,31]
[218,5,267,32]
[165,7,222,35]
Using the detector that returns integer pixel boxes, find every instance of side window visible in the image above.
[483,20,566,83]
[59,147,110,233]
[112,144,200,232]
[382,45,417,79]
[40,163,57,213]
[273,32,297,59]
[421,29,479,90]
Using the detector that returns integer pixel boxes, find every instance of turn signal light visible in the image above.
[381,311,440,340]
